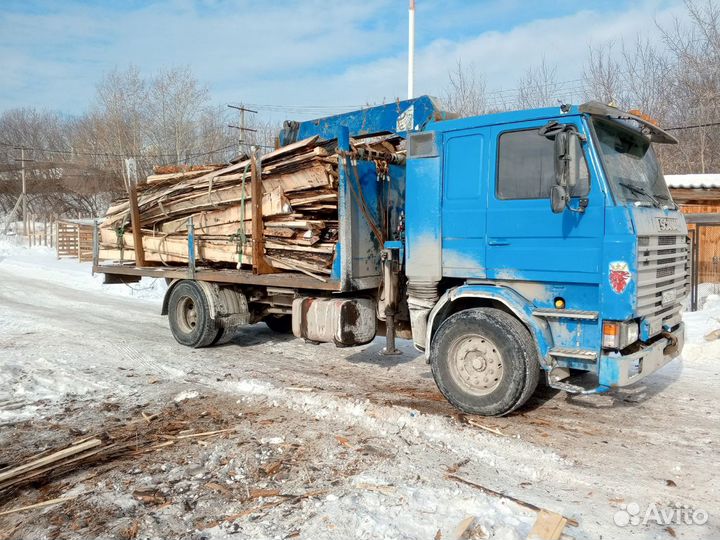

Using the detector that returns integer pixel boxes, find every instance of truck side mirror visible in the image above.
[566,133,579,189]
[554,131,570,187]
[551,185,568,213]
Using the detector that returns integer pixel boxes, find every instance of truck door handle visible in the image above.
[488,238,510,246]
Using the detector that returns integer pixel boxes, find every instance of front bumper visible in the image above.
[598,322,685,388]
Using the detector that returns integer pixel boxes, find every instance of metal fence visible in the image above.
[685,213,720,311]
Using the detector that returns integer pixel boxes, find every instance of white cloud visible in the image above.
[277,0,689,112]
[0,0,691,118]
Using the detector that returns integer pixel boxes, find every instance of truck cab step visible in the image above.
[548,380,609,394]
[533,308,599,320]
[549,347,598,361]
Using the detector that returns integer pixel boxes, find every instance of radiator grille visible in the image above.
[636,235,689,336]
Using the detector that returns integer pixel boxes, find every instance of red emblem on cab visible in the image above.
[609,261,631,294]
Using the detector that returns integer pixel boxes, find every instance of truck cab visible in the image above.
[405,101,687,415]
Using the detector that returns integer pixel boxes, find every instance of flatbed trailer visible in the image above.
[96,264,342,292]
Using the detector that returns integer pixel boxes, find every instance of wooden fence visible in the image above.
[56,219,97,262]
[681,204,720,284]
[21,214,57,248]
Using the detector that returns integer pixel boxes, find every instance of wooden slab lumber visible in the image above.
[0,438,102,483]
[265,220,325,230]
[264,227,296,238]
[97,134,359,274]
[210,164,333,197]
[265,241,335,254]
[256,135,319,162]
[251,151,278,275]
[154,189,291,233]
[146,166,222,185]
[130,234,250,263]
[102,148,331,222]
[128,182,146,267]
[102,165,330,230]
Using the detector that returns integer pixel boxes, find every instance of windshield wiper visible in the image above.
[654,193,678,210]
[619,181,661,207]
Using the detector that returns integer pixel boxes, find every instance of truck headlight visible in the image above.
[602,320,639,349]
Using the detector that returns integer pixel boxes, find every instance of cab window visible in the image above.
[497,129,589,199]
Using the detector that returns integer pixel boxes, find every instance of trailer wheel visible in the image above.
[167,281,218,348]
[264,315,292,334]
[210,327,235,346]
[430,308,539,416]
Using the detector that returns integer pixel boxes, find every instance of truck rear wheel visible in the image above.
[168,281,218,348]
[430,308,539,416]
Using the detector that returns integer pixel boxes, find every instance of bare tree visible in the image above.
[584,43,625,106]
[661,0,720,173]
[93,66,148,166]
[443,60,488,117]
[146,66,210,163]
[517,58,559,109]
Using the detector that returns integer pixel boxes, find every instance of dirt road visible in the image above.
[0,261,717,539]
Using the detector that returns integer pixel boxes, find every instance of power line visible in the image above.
[0,140,236,160]
[666,121,720,131]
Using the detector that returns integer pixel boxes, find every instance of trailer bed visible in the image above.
[93,263,341,291]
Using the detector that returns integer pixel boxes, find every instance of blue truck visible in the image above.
[95,96,688,416]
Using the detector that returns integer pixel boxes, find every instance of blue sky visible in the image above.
[0,0,688,119]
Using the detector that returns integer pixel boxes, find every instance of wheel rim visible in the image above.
[447,333,504,396]
[175,295,198,334]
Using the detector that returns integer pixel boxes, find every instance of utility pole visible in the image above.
[408,0,415,99]
[228,104,258,156]
[14,147,32,235]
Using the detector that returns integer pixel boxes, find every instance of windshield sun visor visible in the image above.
[580,101,678,145]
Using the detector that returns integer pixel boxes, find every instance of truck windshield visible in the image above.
[592,118,675,208]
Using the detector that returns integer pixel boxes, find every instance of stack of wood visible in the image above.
[98,136,340,277]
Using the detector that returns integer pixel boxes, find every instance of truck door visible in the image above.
[442,132,486,278]
[485,120,603,285]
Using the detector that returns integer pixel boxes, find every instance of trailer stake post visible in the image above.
[188,216,196,279]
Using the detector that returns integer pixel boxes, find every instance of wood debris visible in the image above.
[465,418,507,437]
[527,510,569,540]
[0,496,75,517]
[0,415,237,498]
[447,474,578,528]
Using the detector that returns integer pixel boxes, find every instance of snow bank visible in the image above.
[682,294,720,364]
[0,234,166,302]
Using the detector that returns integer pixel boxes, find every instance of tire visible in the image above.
[210,326,234,346]
[430,308,540,416]
[167,281,218,348]
[264,315,293,334]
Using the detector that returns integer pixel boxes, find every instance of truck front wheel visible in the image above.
[430,308,539,416]
[167,281,218,348]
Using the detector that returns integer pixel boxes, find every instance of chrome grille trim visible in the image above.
[636,234,688,336]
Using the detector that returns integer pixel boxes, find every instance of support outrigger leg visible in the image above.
[381,245,402,356]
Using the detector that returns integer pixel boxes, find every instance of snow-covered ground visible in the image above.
[0,236,167,304]
[1,238,718,540]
